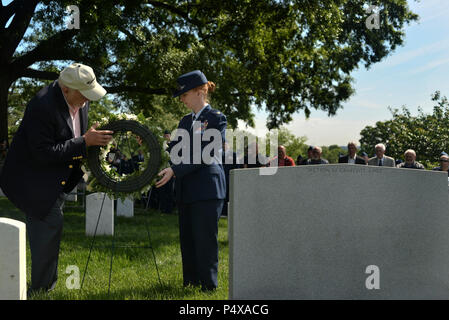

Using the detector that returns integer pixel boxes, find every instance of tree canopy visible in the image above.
[359,91,449,168]
[1,0,418,144]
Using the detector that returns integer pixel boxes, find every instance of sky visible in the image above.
[239,0,449,146]
[3,0,449,147]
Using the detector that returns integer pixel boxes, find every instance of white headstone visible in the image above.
[0,188,5,197]
[229,164,449,299]
[66,186,77,202]
[86,192,114,236]
[117,197,134,218]
[0,218,27,300]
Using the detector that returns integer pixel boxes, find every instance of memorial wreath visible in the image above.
[84,113,169,201]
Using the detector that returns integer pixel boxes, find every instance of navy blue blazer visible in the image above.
[168,105,226,204]
[0,81,88,218]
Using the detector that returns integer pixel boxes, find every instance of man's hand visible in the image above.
[83,123,114,147]
[155,167,174,188]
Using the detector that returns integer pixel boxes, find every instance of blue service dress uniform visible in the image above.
[167,104,226,290]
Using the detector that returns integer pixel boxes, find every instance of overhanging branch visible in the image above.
[1,0,39,60]
[14,68,167,96]
[11,29,80,71]
[147,1,202,27]
[103,85,166,95]
[17,68,58,80]
[0,0,29,28]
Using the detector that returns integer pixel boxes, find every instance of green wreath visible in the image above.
[84,113,169,200]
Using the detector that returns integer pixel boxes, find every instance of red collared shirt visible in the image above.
[270,156,296,167]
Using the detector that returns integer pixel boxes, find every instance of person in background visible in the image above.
[368,143,395,167]
[304,146,329,165]
[338,142,366,165]
[432,152,449,176]
[221,142,242,216]
[242,142,267,168]
[396,149,425,169]
[150,131,173,211]
[163,129,171,150]
[158,130,175,214]
[361,152,369,164]
[118,155,133,175]
[299,146,314,165]
[268,145,295,167]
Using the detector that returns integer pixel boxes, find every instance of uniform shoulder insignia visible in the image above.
[215,111,221,114]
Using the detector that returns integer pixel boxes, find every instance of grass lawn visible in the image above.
[0,196,229,300]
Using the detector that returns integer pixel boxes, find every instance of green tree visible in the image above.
[321,144,346,163]
[272,127,308,161]
[359,91,449,168]
[1,0,418,145]
[6,78,45,139]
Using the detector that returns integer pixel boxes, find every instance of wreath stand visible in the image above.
[79,120,163,297]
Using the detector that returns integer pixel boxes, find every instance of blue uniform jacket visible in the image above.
[168,105,226,204]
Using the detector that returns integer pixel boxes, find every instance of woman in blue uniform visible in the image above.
[156,70,226,291]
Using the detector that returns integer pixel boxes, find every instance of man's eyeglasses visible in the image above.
[440,159,449,162]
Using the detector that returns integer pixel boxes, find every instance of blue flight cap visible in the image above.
[440,151,448,157]
[173,70,208,97]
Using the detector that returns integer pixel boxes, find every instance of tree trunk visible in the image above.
[0,76,11,173]
[0,78,10,146]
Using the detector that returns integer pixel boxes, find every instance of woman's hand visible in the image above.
[155,167,175,188]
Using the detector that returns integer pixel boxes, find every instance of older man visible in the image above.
[396,149,425,169]
[432,153,449,190]
[304,146,329,165]
[299,145,313,165]
[269,145,295,167]
[338,142,366,165]
[432,152,449,176]
[368,143,395,167]
[0,63,113,295]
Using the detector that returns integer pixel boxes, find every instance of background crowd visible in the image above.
[149,133,449,218]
